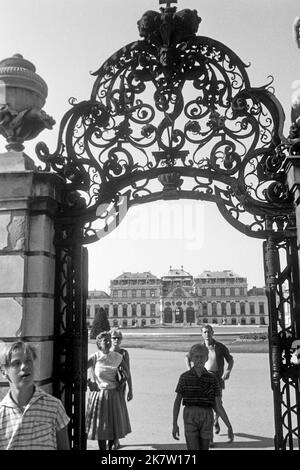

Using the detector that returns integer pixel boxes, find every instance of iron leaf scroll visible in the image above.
[36,4,294,244]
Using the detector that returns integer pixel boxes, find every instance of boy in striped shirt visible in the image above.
[172,343,233,450]
[0,340,70,450]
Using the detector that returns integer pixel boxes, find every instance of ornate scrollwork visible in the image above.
[36,3,294,243]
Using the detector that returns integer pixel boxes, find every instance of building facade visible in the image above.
[87,268,269,328]
[195,271,267,326]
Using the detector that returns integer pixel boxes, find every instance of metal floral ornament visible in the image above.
[36,2,294,245]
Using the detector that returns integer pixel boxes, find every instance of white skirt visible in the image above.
[86,388,131,440]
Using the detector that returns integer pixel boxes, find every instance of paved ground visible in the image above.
[87,347,275,451]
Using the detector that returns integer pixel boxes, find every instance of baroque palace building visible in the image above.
[87,267,268,328]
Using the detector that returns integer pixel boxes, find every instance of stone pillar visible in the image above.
[0,151,63,398]
[285,155,300,336]
[286,155,300,242]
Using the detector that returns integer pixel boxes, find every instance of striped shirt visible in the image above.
[0,386,70,450]
[175,368,221,407]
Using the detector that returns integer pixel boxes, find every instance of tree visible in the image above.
[90,307,110,339]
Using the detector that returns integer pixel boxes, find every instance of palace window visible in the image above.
[131,304,137,317]
[259,302,265,314]
[95,305,101,315]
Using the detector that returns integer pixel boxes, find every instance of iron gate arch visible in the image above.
[36,1,300,450]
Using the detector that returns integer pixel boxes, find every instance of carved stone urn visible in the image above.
[0,53,55,151]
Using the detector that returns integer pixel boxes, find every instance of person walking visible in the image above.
[110,327,133,449]
[173,343,233,450]
[86,331,131,450]
[0,340,70,450]
[185,323,234,445]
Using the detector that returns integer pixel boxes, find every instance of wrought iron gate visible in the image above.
[264,235,300,450]
[53,232,88,449]
[34,1,300,449]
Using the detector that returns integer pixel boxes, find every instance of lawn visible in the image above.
[90,331,269,353]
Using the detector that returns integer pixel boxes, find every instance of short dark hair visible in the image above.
[201,324,213,332]
[189,343,208,359]
[2,341,37,368]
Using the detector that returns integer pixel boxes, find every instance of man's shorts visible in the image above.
[183,406,214,441]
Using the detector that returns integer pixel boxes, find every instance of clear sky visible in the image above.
[1,0,300,292]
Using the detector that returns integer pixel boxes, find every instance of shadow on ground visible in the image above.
[88,435,299,451]
[116,433,275,451]
[120,443,187,450]
[213,433,274,449]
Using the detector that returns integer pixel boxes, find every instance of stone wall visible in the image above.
[0,151,63,398]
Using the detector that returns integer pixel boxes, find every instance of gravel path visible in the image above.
[87,347,274,450]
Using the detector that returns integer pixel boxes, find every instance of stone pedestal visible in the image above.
[0,150,64,397]
[285,155,300,338]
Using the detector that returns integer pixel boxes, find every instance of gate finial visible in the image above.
[0,53,55,151]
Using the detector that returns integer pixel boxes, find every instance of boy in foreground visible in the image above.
[185,323,234,442]
[173,343,234,450]
[0,340,70,450]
